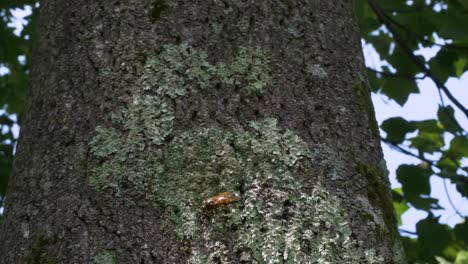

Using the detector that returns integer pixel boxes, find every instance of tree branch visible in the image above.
[381,138,436,165]
[399,229,417,236]
[367,67,427,80]
[443,179,464,218]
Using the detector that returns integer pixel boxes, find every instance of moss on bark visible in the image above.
[26,234,56,264]
[354,158,398,244]
[353,79,380,137]
[150,0,169,22]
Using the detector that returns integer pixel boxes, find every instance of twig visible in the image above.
[367,67,427,80]
[399,229,417,235]
[443,179,464,218]
[381,138,436,165]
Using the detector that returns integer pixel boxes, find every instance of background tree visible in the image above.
[0,0,466,263]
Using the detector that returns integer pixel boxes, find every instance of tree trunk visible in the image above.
[0,0,405,263]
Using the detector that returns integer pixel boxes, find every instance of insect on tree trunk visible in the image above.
[0,0,406,263]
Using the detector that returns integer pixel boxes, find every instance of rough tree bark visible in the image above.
[0,0,405,263]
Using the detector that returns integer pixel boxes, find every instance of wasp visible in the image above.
[200,192,240,215]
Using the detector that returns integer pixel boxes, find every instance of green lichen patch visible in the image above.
[142,44,272,97]
[89,44,385,263]
[154,128,244,240]
[92,119,386,262]
[121,95,174,145]
[152,119,382,263]
[142,44,213,97]
[157,128,243,203]
[89,127,126,159]
[354,158,398,243]
[90,44,272,195]
[89,159,127,192]
[90,116,383,262]
[94,250,116,264]
[211,23,223,35]
[235,172,383,263]
[309,144,347,180]
[221,47,272,93]
[26,234,56,264]
[247,118,306,167]
[89,95,167,194]
[89,158,161,195]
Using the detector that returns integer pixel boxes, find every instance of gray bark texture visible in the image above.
[0,0,402,263]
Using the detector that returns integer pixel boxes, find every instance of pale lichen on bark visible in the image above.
[88,44,387,263]
[94,250,116,264]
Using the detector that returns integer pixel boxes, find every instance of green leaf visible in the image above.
[437,156,460,172]
[457,0,468,9]
[368,34,393,58]
[453,176,468,198]
[397,164,439,210]
[429,49,460,84]
[410,132,444,154]
[397,165,431,196]
[417,215,454,262]
[366,69,383,92]
[393,188,409,226]
[454,58,467,78]
[455,250,468,264]
[429,9,468,41]
[381,117,416,143]
[381,76,419,106]
[437,105,463,134]
[355,0,380,36]
[412,119,445,133]
[409,120,444,154]
[439,137,468,173]
[454,219,468,245]
[408,196,442,211]
[378,0,408,10]
[455,58,468,78]
[394,9,436,38]
[448,136,468,159]
[436,256,452,264]
[387,46,422,76]
[0,114,14,127]
[392,187,405,201]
